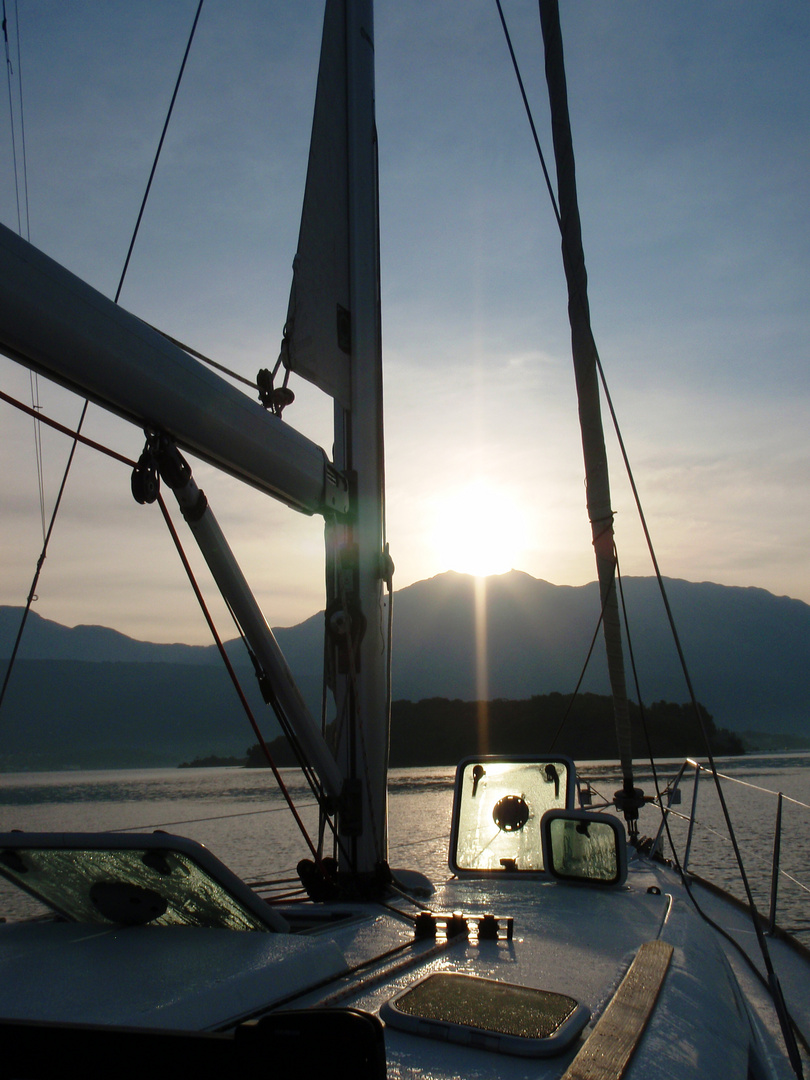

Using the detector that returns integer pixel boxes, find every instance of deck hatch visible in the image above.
[381,972,589,1056]
[449,757,574,874]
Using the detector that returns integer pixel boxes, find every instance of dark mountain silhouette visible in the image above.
[273,572,810,735]
[0,607,239,666]
[1,571,808,768]
[0,660,273,770]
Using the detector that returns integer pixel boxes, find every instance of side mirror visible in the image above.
[540,810,627,887]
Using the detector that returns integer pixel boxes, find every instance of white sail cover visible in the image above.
[282,0,352,408]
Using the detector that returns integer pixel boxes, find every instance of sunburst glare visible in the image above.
[428,482,530,578]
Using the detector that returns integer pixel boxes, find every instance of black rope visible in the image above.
[115,0,205,304]
[2,0,28,238]
[547,600,604,752]
[613,555,664,803]
[149,324,258,390]
[494,0,560,228]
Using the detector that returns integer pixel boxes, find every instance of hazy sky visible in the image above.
[1,1,808,644]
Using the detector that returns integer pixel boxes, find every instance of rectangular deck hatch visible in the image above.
[381,972,589,1057]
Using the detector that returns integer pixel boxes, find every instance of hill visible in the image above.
[1,571,808,768]
[273,572,810,735]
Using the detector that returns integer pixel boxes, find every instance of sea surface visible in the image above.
[1,754,808,941]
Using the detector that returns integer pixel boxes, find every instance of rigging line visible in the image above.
[589,328,805,1074]
[249,875,302,887]
[5,0,47,550]
[154,490,324,866]
[595,293,794,1000]
[530,0,777,971]
[0,389,134,467]
[494,0,560,229]
[780,870,810,898]
[614,554,692,860]
[614,551,669,819]
[0,0,203,721]
[682,864,809,1065]
[4,379,338,856]
[547,578,609,752]
[2,4,208,752]
[202,592,347,869]
[243,633,337,843]
[218,596,328,813]
[115,803,319,833]
[114,0,204,304]
[661,765,805,1075]
[389,832,448,850]
[0,400,88,714]
[525,0,709,811]
[11,0,28,239]
[2,0,22,235]
[149,324,258,391]
[521,6,796,1044]
[28,371,46,541]
[262,889,309,903]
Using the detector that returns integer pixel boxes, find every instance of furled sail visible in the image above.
[280,0,352,408]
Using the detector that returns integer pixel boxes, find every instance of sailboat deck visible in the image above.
[0,852,807,1079]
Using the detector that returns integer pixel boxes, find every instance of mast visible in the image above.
[282,0,389,879]
[538,1,641,823]
[329,0,389,878]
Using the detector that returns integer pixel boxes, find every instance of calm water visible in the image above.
[1,755,808,939]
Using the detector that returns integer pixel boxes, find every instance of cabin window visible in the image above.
[0,831,289,931]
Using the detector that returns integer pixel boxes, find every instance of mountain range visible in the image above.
[1,571,808,769]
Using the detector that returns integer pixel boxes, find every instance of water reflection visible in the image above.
[1,754,808,937]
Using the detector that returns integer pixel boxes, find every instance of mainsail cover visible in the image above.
[281,0,352,408]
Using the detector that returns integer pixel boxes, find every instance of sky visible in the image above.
[0,0,808,645]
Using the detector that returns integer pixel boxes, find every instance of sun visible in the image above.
[428,482,530,578]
